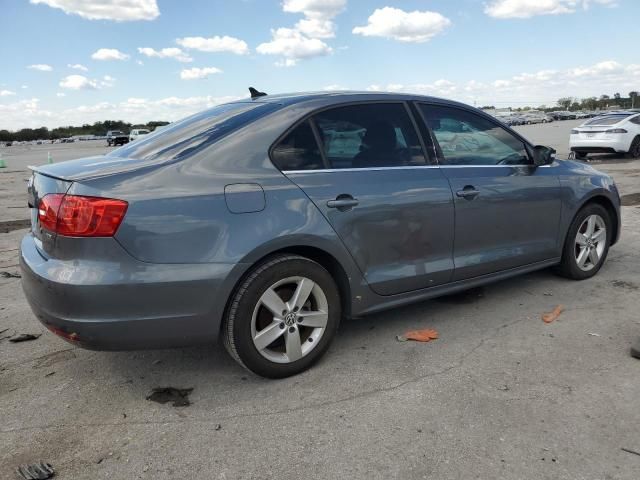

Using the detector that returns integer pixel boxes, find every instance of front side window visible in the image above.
[419,104,531,166]
[312,103,427,169]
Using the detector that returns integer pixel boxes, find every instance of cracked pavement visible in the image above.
[2,127,640,479]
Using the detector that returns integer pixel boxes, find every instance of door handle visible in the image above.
[327,195,359,211]
[456,186,480,199]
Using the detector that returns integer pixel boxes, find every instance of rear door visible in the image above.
[416,103,562,280]
[272,102,455,296]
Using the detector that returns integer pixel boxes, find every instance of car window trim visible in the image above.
[308,118,331,169]
[414,101,535,167]
[269,100,432,172]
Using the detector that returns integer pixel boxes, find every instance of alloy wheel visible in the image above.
[251,276,328,363]
[574,214,606,272]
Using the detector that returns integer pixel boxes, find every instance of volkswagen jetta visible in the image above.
[20,91,621,378]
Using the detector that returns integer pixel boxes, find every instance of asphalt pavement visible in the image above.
[1,121,640,479]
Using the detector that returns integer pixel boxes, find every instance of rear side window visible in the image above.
[312,103,427,169]
[585,115,630,126]
[419,104,531,166]
[630,115,640,125]
[271,121,324,171]
[109,102,279,161]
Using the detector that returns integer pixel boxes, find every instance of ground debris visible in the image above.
[621,447,640,457]
[146,387,193,407]
[9,333,41,343]
[542,305,564,324]
[611,280,639,291]
[396,329,439,343]
[0,271,21,279]
[16,461,55,480]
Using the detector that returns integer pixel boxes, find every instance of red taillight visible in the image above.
[38,194,128,237]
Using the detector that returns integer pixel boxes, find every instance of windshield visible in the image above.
[585,115,630,126]
[109,102,279,161]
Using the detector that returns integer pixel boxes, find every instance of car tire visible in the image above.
[628,136,640,159]
[574,152,587,160]
[223,254,341,378]
[555,203,611,280]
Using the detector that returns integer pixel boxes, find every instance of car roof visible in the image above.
[223,90,473,110]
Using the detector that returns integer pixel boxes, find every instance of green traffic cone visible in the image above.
[47,152,53,164]
[0,154,6,168]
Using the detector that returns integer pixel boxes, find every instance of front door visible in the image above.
[417,103,562,280]
[271,102,455,295]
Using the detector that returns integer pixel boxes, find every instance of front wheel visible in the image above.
[555,204,611,280]
[223,254,341,378]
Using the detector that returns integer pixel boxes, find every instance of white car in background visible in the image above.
[570,112,640,159]
[129,128,150,142]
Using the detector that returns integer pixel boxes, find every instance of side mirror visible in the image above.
[532,145,555,166]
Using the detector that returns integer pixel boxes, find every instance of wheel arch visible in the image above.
[220,241,358,336]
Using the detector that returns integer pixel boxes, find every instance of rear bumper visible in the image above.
[570,137,630,153]
[19,233,240,350]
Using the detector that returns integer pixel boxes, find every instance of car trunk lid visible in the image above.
[32,154,161,182]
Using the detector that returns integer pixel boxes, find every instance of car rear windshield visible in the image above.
[109,102,279,161]
[584,115,630,126]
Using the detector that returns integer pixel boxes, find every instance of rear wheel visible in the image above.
[556,204,611,280]
[628,136,640,159]
[574,151,587,160]
[223,254,341,378]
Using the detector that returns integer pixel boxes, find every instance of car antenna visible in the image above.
[249,87,267,99]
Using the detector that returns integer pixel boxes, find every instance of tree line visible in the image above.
[0,120,170,142]
[480,91,639,113]
[556,91,639,112]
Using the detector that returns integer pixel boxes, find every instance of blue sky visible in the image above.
[1,0,638,129]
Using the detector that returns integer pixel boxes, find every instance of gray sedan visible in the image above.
[20,91,621,378]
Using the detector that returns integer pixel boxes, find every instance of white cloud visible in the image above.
[138,47,192,62]
[257,28,332,66]
[175,36,249,55]
[295,18,336,39]
[27,64,53,71]
[485,0,617,19]
[21,85,28,89]
[179,67,222,80]
[67,63,88,71]
[91,48,130,61]
[282,0,346,19]
[58,74,116,90]
[323,84,348,91]
[257,0,344,65]
[283,0,346,38]
[29,0,160,21]
[353,7,451,43]
[56,92,66,97]
[0,90,16,96]
[59,74,98,90]
[101,75,116,87]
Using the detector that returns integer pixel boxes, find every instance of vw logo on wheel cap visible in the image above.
[284,312,297,326]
